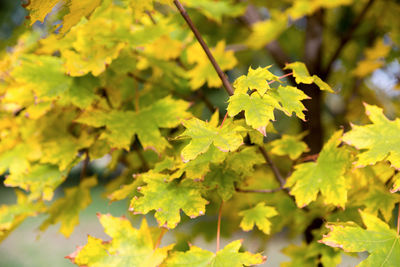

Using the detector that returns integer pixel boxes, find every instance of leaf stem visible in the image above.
[216,201,223,252]
[173,0,234,96]
[154,227,167,249]
[220,112,229,128]
[397,202,400,236]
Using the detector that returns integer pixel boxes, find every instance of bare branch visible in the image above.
[258,146,285,186]
[173,0,235,96]
[323,0,375,78]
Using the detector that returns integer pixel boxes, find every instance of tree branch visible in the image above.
[80,150,90,181]
[235,187,282,194]
[173,0,234,96]
[258,146,285,186]
[323,0,375,78]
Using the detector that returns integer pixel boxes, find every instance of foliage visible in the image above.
[0,0,400,266]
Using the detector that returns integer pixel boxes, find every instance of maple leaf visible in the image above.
[225,147,265,176]
[239,202,278,235]
[282,242,341,267]
[76,96,190,151]
[179,118,244,162]
[343,103,400,169]
[39,176,97,237]
[4,164,68,201]
[320,210,400,267]
[269,134,309,160]
[67,214,174,267]
[270,85,310,120]
[181,145,227,180]
[233,66,278,95]
[59,0,101,34]
[182,0,246,23]
[227,93,280,136]
[129,172,208,229]
[0,191,44,241]
[285,130,351,208]
[203,166,240,201]
[284,62,333,92]
[164,240,266,267]
[187,41,237,89]
[246,14,288,49]
[12,55,72,100]
[357,184,400,222]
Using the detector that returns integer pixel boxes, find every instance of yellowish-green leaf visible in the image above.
[4,164,68,201]
[0,191,44,241]
[67,215,174,267]
[270,85,310,120]
[343,103,400,169]
[233,66,278,95]
[227,93,280,136]
[130,172,208,229]
[179,118,243,162]
[59,0,102,34]
[24,0,60,25]
[203,166,240,201]
[270,134,309,160]
[40,176,97,237]
[246,14,288,49]
[182,0,246,23]
[391,172,400,193]
[321,211,400,267]
[285,130,350,208]
[187,41,237,89]
[358,184,400,222]
[77,96,190,151]
[284,62,333,92]
[165,240,266,267]
[239,202,278,235]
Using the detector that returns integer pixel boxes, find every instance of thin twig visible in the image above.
[154,227,167,249]
[220,112,229,128]
[145,10,157,25]
[258,146,285,186]
[397,202,400,236]
[173,0,234,96]
[235,187,282,193]
[216,201,223,252]
[249,72,293,95]
[323,0,375,77]
[80,150,90,181]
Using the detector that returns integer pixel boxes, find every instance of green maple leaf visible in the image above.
[282,242,341,267]
[130,172,208,229]
[4,164,68,201]
[67,214,174,267]
[187,41,237,89]
[321,210,400,267]
[225,147,265,176]
[182,145,227,180]
[227,93,280,135]
[76,96,190,151]
[270,85,310,120]
[40,176,97,237]
[358,184,400,222]
[343,103,400,169]
[284,62,333,92]
[270,134,309,160]
[285,130,351,208]
[12,55,72,100]
[164,240,266,267]
[182,0,246,23]
[233,66,278,95]
[239,202,278,235]
[0,191,44,241]
[179,118,244,162]
[203,166,240,201]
